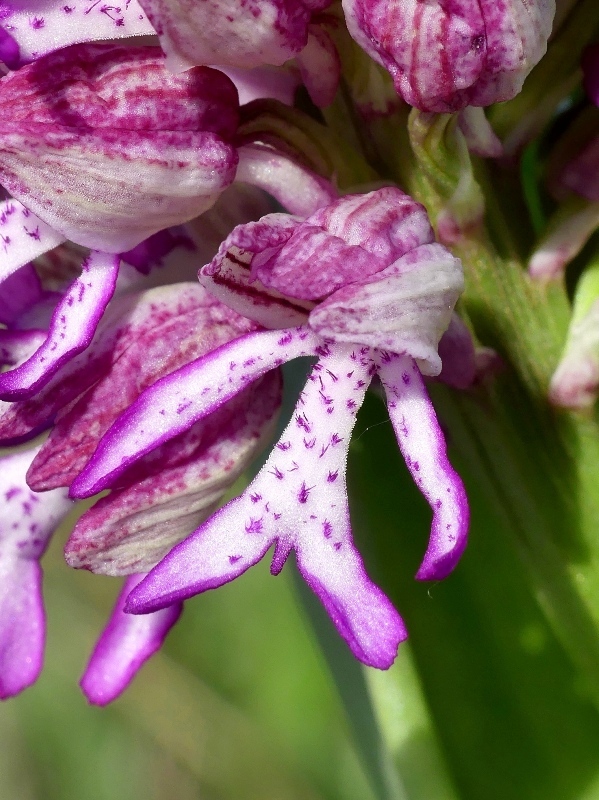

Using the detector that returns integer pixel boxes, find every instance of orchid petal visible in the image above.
[458,106,503,158]
[295,25,340,108]
[70,325,320,498]
[309,243,464,376]
[0,447,72,698]
[376,354,469,580]
[0,328,46,366]
[0,0,154,63]
[252,188,437,299]
[136,0,312,73]
[436,313,476,390]
[343,0,554,111]
[219,65,300,106]
[28,287,258,490]
[0,198,65,283]
[199,245,313,329]
[127,342,406,669]
[199,213,314,327]
[0,250,119,400]
[0,26,19,69]
[81,574,182,706]
[0,283,219,443]
[529,202,599,280]
[65,372,281,575]
[236,144,337,217]
[0,46,240,252]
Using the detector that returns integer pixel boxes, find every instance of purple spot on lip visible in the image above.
[323,520,333,538]
[229,555,242,564]
[327,470,338,482]
[334,542,342,551]
[298,482,313,503]
[250,492,262,503]
[5,487,21,501]
[276,441,291,451]
[245,517,263,533]
[402,372,410,385]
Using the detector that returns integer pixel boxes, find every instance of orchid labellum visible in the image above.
[71,189,469,669]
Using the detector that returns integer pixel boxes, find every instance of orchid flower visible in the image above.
[342,0,556,112]
[0,278,282,701]
[0,447,182,704]
[0,41,335,401]
[70,188,469,670]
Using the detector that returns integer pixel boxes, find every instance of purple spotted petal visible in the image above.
[0,447,72,698]
[236,144,337,217]
[376,355,469,580]
[309,243,464,376]
[0,0,154,63]
[70,325,321,498]
[64,372,281,574]
[0,198,65,283]
[137,0,315,72]
[253,188,436,299]
[0,250,119,400]
[0,283,221,443]
[127,342,406,669]
[81,574,182,706]
[28,285,258,491]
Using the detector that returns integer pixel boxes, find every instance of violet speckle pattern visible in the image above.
[0,197,65,283]
[0,0,154,62]
[0,250,120,400]
[126,339,408,669]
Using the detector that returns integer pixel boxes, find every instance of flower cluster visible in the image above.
[0,0,570,710]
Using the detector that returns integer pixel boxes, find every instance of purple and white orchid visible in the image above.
[70,188,469,670]
[342,0,556,112]
[0,41,335,401]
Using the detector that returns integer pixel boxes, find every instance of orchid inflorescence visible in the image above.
[0,0,592,715]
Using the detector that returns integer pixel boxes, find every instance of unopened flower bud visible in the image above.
[343,0,555,112]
